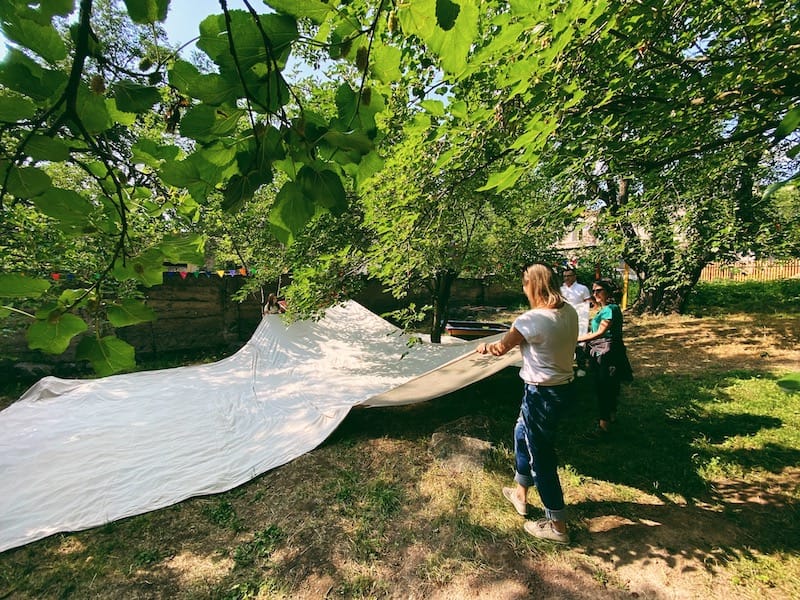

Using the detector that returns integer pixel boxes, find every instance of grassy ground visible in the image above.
[1,280,799,599]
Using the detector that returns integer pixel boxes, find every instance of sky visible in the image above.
[0,0,250,60]
[164,0,235,53]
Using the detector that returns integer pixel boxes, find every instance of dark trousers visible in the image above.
[588,351,621,421]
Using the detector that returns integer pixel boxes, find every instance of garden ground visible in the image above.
[1,310,798,599]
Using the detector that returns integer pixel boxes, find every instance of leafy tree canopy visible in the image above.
[1,0,798,371]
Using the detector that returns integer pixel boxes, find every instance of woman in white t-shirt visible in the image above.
[477,263,578,544]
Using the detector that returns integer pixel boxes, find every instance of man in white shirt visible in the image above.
[560,268,591,375]
[560,268,591,309]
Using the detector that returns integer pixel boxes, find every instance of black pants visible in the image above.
[588,350,620,422]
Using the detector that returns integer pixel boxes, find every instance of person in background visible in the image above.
[577,278,633,438]
[263,293,283,315]
[559,267,591,309]
[476,263,578,544]
[560,267,592,376]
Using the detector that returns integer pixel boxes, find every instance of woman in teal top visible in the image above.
[577,279,632,436]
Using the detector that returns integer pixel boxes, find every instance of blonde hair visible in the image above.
[522,263,565,309]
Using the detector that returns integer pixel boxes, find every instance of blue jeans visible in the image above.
[513,381,576,521]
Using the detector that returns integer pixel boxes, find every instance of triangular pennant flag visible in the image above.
[193,271,200,278]
[216,270,225,278]
[228,269,236,277]
[238,268,247,276]
[180,272,188,279]
[51,273,60,280]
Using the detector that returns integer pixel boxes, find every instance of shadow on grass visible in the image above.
[572,468,800,571]
[331,365,800,560]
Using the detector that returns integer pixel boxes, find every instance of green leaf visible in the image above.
[106,97,137,126]
[75,85,112,133]
[269,181,314,244]
[32,188,94,231]
[449,100,468,120]
[131,139,180,168]
[322,130,374,154]
[58,288,90,308]
[332,83,385,137]
[435,0,461,31]
[107,299,157,327]
[76,335,136,376]
[123,0,169,24]
[0,274,50,298]
[0,93,36,121]
[477,165,524,192]
[113,248,166,287]
[222,169,273,211]
[263,0,332,24]
[774,106,800,141]
[26,134,70,162]
[2,13,67,64]
[168,60,240,106]
[398,0,478,74]
[160,150,231,201]
[4,164,51,198]
[508,0,541,15]
[180,104,245,142]
[27,312,88,354]
[420,99,445,116]
[40,0,74,17]
[355,151,385,192]
[197,12,298,72]
[113,81,161,113]
[0,48,68,102]
[371,44,402,83]
[159,234,207,265]
[297,165,348,216]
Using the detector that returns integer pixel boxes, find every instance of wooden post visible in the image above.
[621,262,629,310]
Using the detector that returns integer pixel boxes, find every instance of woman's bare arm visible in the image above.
[578,319,610,343]
[477,327,525,356]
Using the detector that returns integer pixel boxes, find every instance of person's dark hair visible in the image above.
[592,278,617,302]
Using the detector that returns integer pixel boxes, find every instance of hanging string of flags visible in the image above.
[47,269,254,281]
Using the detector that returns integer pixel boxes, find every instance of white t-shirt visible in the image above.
[560,281,590,306]
[512,304,578,386]
[561,281,591,334]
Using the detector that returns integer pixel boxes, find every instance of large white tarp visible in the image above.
[0,301,519,553]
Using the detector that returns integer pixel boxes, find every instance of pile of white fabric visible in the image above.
[0,301,519,552]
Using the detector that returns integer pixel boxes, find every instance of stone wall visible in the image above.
[115,275,263,356]
[1,275,521,382]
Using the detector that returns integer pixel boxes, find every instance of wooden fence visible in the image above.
[699,259,800,282]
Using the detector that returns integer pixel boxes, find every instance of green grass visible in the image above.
[1,363,798,598]
[686,278,800,315]
[0,282,798,598]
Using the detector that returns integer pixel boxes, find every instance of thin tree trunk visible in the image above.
[430,270,455,343]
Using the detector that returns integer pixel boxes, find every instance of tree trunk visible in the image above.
[429,270,456,343]
[628,261,707,315]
